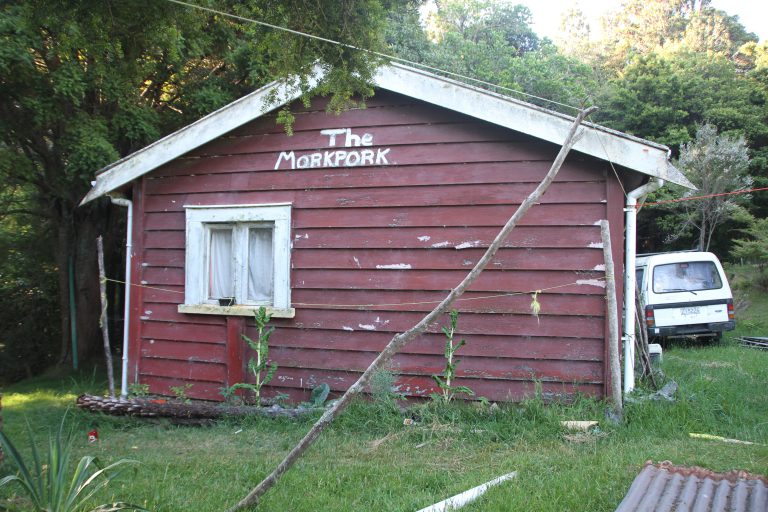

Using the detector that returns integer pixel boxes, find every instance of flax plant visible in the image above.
[0,414,143,512]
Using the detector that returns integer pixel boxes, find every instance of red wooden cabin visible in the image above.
[82,63,691,403]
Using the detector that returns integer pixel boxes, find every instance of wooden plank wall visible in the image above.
[134,91,619,402]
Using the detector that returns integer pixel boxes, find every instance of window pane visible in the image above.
[248,227,274,303]
[208,228,234,299]
[652,261,722,293]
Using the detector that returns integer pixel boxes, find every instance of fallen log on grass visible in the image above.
[76,394,315,420]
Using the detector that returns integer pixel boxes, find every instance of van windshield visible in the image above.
[652,261,723,293]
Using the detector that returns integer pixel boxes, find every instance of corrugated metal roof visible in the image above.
[616,462,768,512]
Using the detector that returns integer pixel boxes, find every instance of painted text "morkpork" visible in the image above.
[273,127,392,170]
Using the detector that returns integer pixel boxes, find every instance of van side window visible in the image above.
[652,261,723,293]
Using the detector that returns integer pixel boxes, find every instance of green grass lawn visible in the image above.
[3,275,768,512]
[2,332,767,512]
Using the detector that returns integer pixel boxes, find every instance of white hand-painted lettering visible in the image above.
[375,148,390,165]
[274,148,392,170]
[275,151,295,169]
[361,149,375,166]
[320,128,346,147]
[345,129,373,147]
[275,128,392,170]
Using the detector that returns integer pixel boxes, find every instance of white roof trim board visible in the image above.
[81,62,692,205]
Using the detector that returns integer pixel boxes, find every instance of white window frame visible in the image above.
[178,203,294,317]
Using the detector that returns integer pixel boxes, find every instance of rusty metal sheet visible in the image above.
[616,462,768,512]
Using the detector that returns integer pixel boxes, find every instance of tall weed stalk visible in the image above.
[221,307,278,404]
[431,310,474,403]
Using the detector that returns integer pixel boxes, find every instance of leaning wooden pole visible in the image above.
[226,106,598,512]
[600,220,622,420]
[97,236,116,398]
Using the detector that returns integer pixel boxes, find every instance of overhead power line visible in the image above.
[163,0,584,113]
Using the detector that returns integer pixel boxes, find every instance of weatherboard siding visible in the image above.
[131,90,621,402]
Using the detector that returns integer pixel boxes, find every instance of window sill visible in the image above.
[177,304,296,318]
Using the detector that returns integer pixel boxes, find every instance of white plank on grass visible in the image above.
[416,471,518,512]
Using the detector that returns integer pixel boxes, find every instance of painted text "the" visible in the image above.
[274,128,391,170]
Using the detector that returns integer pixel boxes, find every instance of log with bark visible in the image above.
[76,394,316,420]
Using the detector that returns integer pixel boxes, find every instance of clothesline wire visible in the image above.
[103,275,608,310]
[641,186,768,207]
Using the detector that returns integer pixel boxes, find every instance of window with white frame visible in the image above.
[179,203,293,316]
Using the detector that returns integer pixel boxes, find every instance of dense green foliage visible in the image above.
[572,0,768,248]
[664,124,753,251]
[542,2,763,254]
[0,207,58,382]
[388,0,598,110]
[732,218,768,270]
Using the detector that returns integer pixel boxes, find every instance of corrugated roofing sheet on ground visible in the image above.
[616,462,768,512]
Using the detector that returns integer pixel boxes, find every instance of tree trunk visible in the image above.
[56,209,75,364]
[74,202,112,363]
[699,212,707,251]
[55,198,122,367]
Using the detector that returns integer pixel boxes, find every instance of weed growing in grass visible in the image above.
[168,383,193,403]
[304,383,330,407]
[67,367,101,397]
[368,368,405,407]
[127,383,149,398]
[218,384,238,404]
[221,307,277,405]
[430,310,474,403]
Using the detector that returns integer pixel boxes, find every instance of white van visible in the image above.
[635,251,735,342]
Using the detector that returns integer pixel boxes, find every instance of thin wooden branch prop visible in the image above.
[634,293,658,390]
[226,106,598,512]
[97,236,116,398]
[600,220,622,420]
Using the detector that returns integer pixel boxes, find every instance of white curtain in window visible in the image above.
[209,228,233,299]
[248,227,274,302]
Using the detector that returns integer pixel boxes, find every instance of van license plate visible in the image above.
[681,307,701,316]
